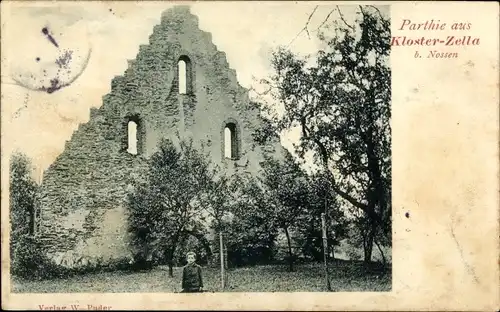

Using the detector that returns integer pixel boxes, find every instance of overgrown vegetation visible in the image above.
[9,152,153,281]
[127,138,227,276]
[253,5,391,262]
[9,152,44,279]
[10,153,78,280]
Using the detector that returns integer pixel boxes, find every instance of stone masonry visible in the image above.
[37,5,285,268]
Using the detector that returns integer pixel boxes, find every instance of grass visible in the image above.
[11,260,391,293]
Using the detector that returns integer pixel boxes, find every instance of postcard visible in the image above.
[1,1,498,311]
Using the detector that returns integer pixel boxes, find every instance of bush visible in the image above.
[129,253,154,271]
[227,245,276,267]
[11,235,150,280]
[10,152,43,279]
[11,235,73,280]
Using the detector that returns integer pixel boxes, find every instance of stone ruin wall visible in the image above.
[36,6,284,268]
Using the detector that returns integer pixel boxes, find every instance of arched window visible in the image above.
[177,55,192,95]
[224,127,232,158]
[123,115,143,155]
[127,120,138,155]
[223,122,239,160]
[178,60,187,94]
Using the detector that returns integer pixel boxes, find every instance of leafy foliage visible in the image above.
[10,152,37,243]
[224,151,348,270]
[9,152,138,280]
[295,171,348,261]
[258,152,310,271]
[254,6,391,262]
[9,152,39,278]
[127,138,226,275]
[224,174,278,267]
[10,235,63,280]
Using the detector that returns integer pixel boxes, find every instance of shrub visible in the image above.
[129,253,154,271]
[12,236,153,280]
[8,153,71,281]
[11,235,73,280]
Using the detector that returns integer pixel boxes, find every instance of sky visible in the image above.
[1,2,386,181]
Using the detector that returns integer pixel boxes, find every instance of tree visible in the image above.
[10,152,37,246]
[255,5,391,262]
[232,152,310,271]
[296,171,348,262]
[9,152,38,276]
[202,174,234,233]
[127,138,219,277]
[260,152,310,271]
[224,174,279,267]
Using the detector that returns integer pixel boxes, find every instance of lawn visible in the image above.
[11,260,391,293]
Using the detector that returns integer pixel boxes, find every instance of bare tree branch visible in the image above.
[367,5,385,21]
[303,5,318,39]
[248,84,273,97]
[336,5,355,30]
[288,5,318,47]
[314,9,335,32]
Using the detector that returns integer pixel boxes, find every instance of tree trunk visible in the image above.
[284,227,294,272]
[363,238,373,263]
[363,221,376,264]
[167,248,175,277]
[167,233,181,277]
[374,239,386,265]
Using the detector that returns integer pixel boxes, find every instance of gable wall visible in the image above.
[37,6,283,267]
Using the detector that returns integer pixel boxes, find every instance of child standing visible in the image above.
[181,251,204,293]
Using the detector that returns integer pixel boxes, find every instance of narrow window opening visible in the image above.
[224,122,238,159]
[178,59,187,94]
[224,127,232,158]
[127,120,138,155]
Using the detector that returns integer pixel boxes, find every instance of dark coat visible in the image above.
[182,263,203,290]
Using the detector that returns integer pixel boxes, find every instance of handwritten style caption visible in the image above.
[391,19,480,59]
